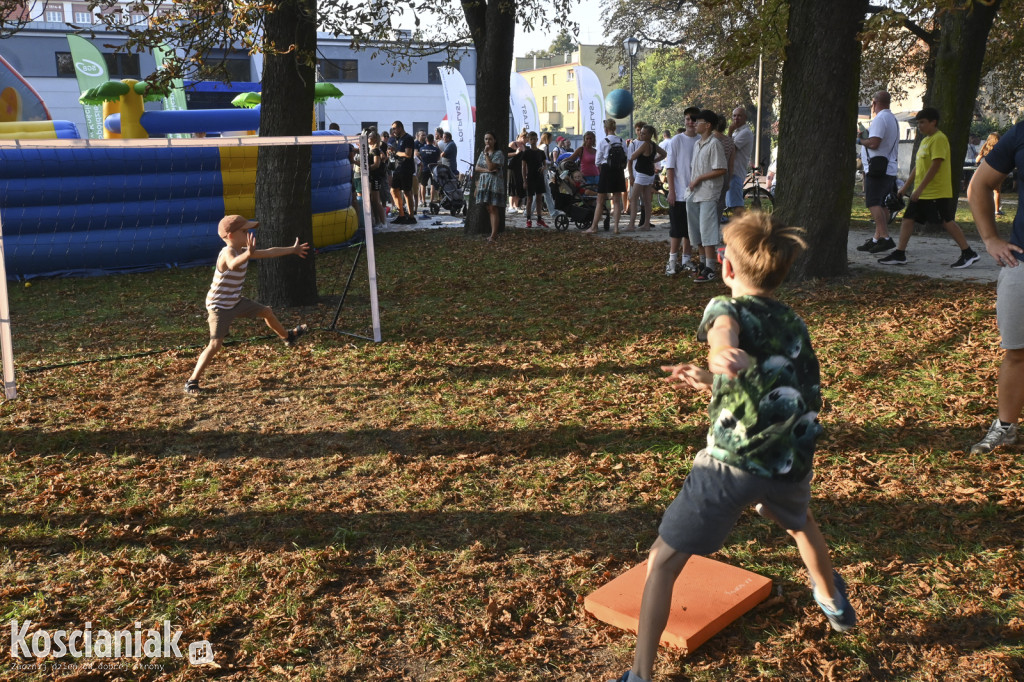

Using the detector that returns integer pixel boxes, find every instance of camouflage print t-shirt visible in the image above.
[697,295,823,481]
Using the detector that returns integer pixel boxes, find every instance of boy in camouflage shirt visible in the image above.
[610,213,855,682]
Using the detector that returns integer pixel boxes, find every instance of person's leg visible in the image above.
[942,220,970,250]
[257,307,288,338]
[629,536,692,681]
[627,183,641,230]
[998,348,1024,423]
[894,215,914,250]
[488,205,500,241]
[612,192,623,233]
[994,188,1002,213]
[641,185,654,229]
[586,193,607,233]
[189,338,223,383]
[390,187,406,217]
[869,205,890,239]
[404,189,416,217]
[785,511,839,603]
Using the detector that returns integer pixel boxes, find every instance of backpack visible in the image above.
[605,137,627,171]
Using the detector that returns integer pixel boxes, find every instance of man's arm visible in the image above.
[968,161,1022,266]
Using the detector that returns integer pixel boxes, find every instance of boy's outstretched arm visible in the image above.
[706,315,750,378]
[661,363,713,391]
[249,236,311,260]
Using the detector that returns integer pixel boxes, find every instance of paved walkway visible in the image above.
[375,209,1002,285]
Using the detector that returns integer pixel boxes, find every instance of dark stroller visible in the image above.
[428,163,467,216]
[552,166,608,231]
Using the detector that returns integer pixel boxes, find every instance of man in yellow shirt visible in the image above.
[878,107,980,268]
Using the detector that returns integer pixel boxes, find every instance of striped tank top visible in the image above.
[205,247,248,310]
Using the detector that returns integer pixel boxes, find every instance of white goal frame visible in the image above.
[0,134,381,401]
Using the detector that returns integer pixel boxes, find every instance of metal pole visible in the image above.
[755,52,763,174]
[628,55,634,132]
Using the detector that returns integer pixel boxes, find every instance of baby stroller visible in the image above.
[552,168,608,231]
[428,163,467,216]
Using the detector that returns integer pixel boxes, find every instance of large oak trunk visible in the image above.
[774,0,868,280]
[462,0,516,236]
[256,0,318,307]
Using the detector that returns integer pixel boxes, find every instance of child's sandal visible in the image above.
[183,379,202,395]
[284,324,309,347]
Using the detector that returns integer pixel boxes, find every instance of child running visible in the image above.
[184,215,310,395]
[610,212,855,682]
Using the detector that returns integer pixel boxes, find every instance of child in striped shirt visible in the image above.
[184,215,310,395]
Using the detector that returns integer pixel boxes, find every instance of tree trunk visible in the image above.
[256,0,318,307]
[924,0,1001,198]
[775,0,868,280]
[462,0,516,236]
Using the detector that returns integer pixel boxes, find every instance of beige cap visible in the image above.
[218,215,259,239]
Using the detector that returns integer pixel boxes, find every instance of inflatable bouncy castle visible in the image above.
[0,72,357,279]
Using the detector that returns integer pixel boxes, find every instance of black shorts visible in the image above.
[669,200,688,239]
[526,174,546,196]
[904,197,955,224]
[419,171,432,188]
[392,170,413,192]
[864,174,896,208]
[597,165,626,194]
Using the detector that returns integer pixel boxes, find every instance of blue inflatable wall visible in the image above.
[0,134,357,279]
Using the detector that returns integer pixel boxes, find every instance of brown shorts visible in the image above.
[207,297,269,340]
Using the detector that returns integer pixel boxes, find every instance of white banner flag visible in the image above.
[438,66,475,171]
[509,72,539,136]
[574,66,605,136]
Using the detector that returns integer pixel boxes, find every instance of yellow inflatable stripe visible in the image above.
[0,121,57,138]
[313,207,359,247]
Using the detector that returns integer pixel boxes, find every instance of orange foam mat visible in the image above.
[584,556,772,654]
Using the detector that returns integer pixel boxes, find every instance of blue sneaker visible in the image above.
[810,570,857,633]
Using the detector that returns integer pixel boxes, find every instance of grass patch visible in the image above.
[1,228,1022,680]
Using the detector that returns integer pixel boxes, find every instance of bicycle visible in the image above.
[742,165,774,213]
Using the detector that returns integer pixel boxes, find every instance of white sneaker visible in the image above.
[970,418,1018,454]
[665,257,679,276]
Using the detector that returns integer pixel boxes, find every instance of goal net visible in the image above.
[0,133,380,400]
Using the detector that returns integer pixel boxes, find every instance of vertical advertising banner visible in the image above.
[509,72,539,136]
[438,66,474,173]
[573,66,604,137]
[66,35,110,139]
[152,44,188,139]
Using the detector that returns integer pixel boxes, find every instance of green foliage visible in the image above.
[525,28,576,58]
[633,48,700,132]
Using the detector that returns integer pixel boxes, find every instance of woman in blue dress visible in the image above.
[475,131,506,242]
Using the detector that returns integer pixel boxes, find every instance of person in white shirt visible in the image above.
[726,107,754,212]
[855,91,900,253]
[585,118,626,234]
[663,106,700,275]
[686,110,728,282]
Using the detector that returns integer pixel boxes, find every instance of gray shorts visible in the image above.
[686,200,720,247]
[997,263,1024,349]
[207,297,269,340]
[658,449,813,556]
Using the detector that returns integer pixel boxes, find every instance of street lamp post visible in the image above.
[623,36,640,132]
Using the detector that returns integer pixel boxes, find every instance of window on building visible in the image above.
[320,58,358,82]
[131,13,146,24]
[361,121,379,134]
[567,93,575,112]
[413,122,429,137]
[197,58,251,83]
[55,52,76,78]
[566,70,575,82]
[541,96,547,113]
[44,5,64,22]
[72,10,93,24]
[542,75,548,85]
[104,53,141,79]
[551,95,558,112]
[427,61,459,84]
[566,127,574,135]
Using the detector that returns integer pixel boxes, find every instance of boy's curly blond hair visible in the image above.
[722,212,806,290]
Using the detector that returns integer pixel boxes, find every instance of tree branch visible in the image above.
[867,4,934,45]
